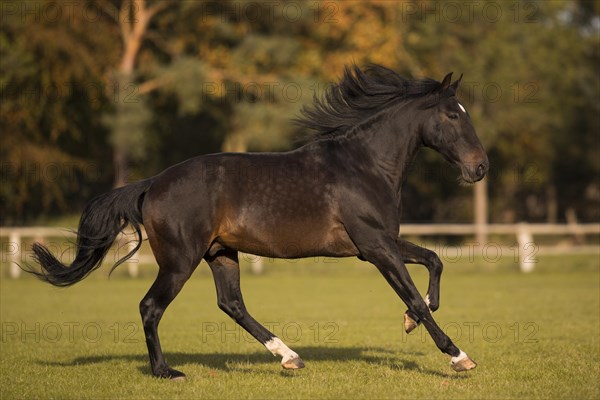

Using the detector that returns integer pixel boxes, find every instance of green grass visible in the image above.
[1,255,599,399]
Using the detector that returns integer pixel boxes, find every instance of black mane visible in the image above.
[296,64,442,137]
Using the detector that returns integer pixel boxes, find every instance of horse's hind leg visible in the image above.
[206,248,304,369]
[140,231,204,380]
[397,239,443,333]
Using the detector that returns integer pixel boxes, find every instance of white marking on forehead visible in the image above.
[458,103,466,113]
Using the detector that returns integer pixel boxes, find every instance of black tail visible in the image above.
[28,179,153,287]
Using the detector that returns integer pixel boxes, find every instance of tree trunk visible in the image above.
[113,146,128,189]
[111,0,170,187]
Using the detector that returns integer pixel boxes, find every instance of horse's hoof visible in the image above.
[403,313,419,334]
[157,368,187,381]
[282,356,305,370]
[170,374,187,382]
[450,353,477,372]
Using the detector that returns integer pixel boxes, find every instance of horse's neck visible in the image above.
[354,110,423,195]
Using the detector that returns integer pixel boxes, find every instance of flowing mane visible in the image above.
[296,64,442,137]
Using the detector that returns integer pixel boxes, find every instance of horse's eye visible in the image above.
[447,113,459,120]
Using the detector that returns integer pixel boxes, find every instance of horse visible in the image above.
[28,64,488,380]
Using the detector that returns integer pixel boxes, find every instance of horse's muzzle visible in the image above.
[461,159,489,183]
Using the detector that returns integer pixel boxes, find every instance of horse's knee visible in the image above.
[140,298,152,318]
[427,253,443,276]
[140,298,163,325]
[217,299,246,321]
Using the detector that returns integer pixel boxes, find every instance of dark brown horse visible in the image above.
[28,64,488,380]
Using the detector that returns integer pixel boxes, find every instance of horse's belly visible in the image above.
[216,218,359,259]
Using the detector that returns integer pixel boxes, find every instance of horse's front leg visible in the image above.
[397,238,443,333]
[356,233,476,372]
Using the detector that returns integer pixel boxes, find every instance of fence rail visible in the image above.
[1,223,599,277]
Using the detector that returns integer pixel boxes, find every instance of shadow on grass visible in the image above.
[40,346,467,379]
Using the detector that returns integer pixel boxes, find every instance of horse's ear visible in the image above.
[440,72,453,91]
[449,73,463,91]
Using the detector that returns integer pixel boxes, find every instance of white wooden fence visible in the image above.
[1,223,598,277]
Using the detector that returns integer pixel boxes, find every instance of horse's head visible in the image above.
[421,73,488,183]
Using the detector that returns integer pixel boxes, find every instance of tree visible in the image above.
[0,1,116,222]
[100,0,172,187]
[400,0,599,223]
[1,0,597,225]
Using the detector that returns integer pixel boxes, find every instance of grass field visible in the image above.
[1,254,599,399]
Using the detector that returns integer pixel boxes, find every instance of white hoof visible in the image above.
[450,351,477,372]
[282,356,305,369]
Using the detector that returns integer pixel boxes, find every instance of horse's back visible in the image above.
[142,150,358,258]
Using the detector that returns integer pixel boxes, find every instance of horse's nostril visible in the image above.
[476,162,487,178]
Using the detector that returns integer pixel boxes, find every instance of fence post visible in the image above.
[517,223,536,273]
[251,256,264,275]
[9,231,21,279]
[566,208,584,244]
[474,178,488,246]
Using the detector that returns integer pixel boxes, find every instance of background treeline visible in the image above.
[1,0,598,225]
